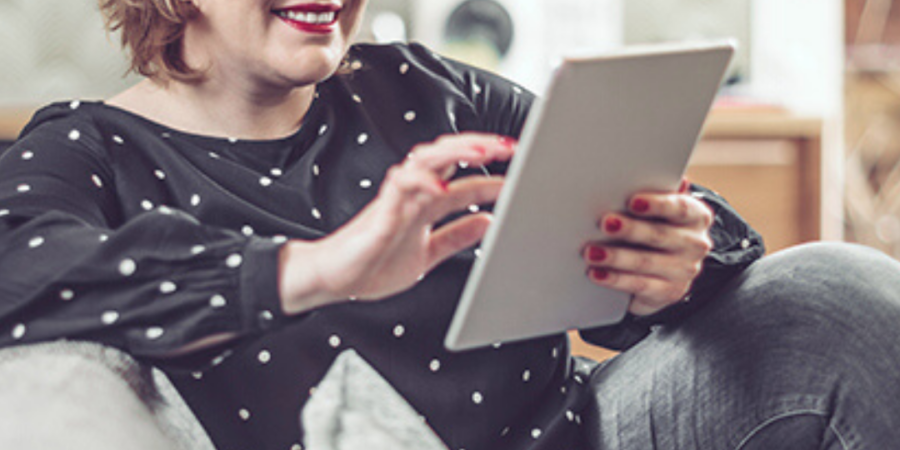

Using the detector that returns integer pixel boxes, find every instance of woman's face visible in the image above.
[185,0,368,89]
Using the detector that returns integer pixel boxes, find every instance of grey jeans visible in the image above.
[585,242,900,450]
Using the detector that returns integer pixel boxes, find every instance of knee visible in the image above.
[736,242,900,309]
[696,241,900,353]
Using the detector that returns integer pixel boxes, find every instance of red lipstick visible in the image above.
[273,3,342,34]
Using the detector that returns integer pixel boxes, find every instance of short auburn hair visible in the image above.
[98,0,202,82]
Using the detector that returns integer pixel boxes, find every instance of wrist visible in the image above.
[278,240,340,315]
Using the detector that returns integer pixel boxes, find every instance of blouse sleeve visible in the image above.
[579,183,766,351]
[0,108,284,364]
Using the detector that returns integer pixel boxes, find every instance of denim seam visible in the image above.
[829,421,850,450]
[733,409,837,450]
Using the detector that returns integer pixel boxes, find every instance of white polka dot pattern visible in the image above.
[242,225,254,236]
[399,62,409,74]
[404,111,417,122]
[190,194,201,207]
[141,200,154,211]
[28,237,44,248]
[357,133,369,145]
[112,135,125,145]
[329,335,341,348]
[226,253,243,268]
[191,245,206,255]
[258,349,271,364]
[210,294,227,308]
[101,311,119,325]
[21,150,34,160]
[17,184,31,193]
[160,281,177,294]
[154,170,166,180]
[260,176,273,187]
[312,208,322,220]
[393,324,405,338]
[60,289,74,301]
[531,428,542,439]
[359,179,372,189]
[119,259,137,276]
[68,129,80,141]
[11,323,25,340]
[238,408,251,421]
[472,391,483,405]
[145,327,165,340]
[429,359,441,372]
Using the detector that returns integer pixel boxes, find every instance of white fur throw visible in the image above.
[303,349,449,450]
[0,340,215,450]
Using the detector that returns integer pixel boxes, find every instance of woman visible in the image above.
[1,0,899,449]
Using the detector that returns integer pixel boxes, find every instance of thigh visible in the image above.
[582,243,900,450]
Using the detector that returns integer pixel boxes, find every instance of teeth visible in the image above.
[278,10,336,24]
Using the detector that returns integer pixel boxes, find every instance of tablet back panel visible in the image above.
[445,42,734,351]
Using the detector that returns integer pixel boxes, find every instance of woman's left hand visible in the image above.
[583,180,714,316]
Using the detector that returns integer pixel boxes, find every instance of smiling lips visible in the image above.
[273,3,341,34]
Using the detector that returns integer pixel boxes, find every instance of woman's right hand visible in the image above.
[278,133,516,315]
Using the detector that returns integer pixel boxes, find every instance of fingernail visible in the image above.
[498,136,518,148]
[438,180,449,192]
[604,217,623,234]
[587,246,607,263]
[679,178,690,194]
[631,198,650,214]
[590,268,609,281]
[472,145,487,155]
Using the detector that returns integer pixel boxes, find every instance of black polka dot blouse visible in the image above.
[0,43,764,450]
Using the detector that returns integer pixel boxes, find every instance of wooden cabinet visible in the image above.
[688,111,823,253]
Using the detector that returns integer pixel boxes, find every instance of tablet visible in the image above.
[444,41,735,352]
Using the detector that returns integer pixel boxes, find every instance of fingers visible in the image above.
[424,176,505,223]
[380,133,514,226]
[627,191,713,227]
[583,245,702,282]
[426,213,493,270]
[599,213,713,257]
[405,133,516,180]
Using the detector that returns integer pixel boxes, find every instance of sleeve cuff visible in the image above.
[239,237,287,333]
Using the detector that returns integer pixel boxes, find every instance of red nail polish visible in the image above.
[604,217,623,234]
[438,180,449,192]
[679,178,690,194]
[588,246,607,262]
[472,145,487,155]
[631,198,650,214]
[590,268,609,281]
[498,136,518,148]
